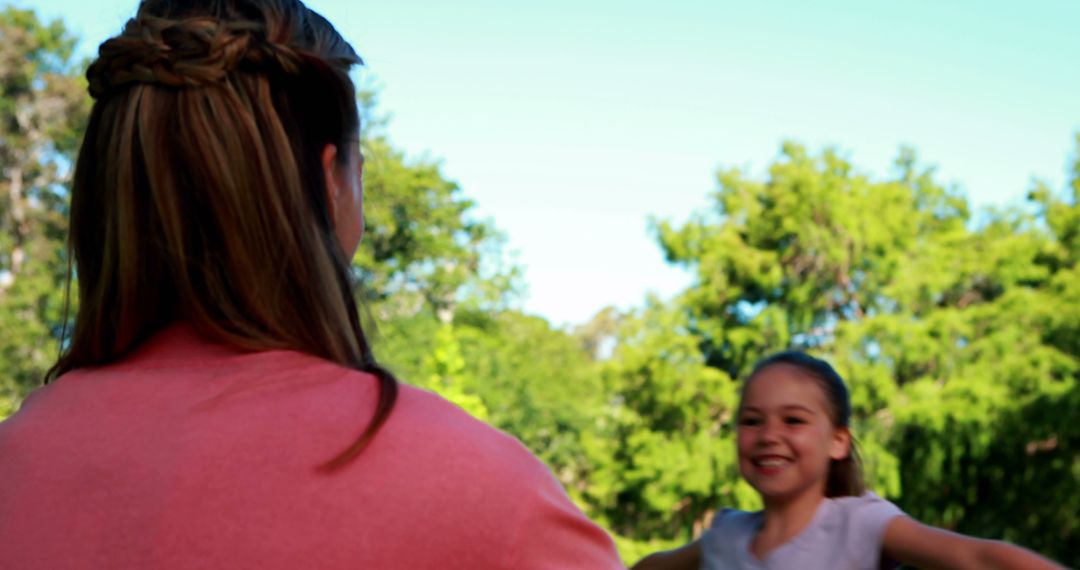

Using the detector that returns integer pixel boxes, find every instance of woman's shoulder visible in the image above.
[357,382,624,568]
[232,348,551,481]
[392,383,532,455]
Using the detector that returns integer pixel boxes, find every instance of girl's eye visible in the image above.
[784,417,807,425]
[738,417,762,427]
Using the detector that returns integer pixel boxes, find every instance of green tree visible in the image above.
[621,140,1078,564]
[0,8,89,416]
[455,309,605,494]
[583,298,750,540]
[353,95,530,425]
[355,96,519,326]
[348,94,614,519]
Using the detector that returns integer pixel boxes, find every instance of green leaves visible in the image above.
[2,7,1077,565]
[0,8,89,413]
[578,299,746,542]
[356,133,519,322]
[635,139,1079,563]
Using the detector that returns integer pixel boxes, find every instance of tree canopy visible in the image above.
[0,7,89,416]
[1,8,1076,566]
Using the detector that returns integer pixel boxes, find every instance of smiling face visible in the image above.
[736,363,851,506]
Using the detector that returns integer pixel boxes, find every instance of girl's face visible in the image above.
[736,364,850,505]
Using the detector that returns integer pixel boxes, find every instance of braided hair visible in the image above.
[52,0,396,472]
[87,17,305,97]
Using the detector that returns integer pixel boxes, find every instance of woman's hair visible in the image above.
[48,0,396,471]
[745,351,866,497]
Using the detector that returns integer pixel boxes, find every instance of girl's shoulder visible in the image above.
[829,492,905,523]
[708,507,761,532]
[700,508,761,568]
[708,493,903,530]
[825,493,907,569]
[702,496,906,570]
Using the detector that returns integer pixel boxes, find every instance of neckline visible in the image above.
[743,496,834,564]
[110,321,250,369]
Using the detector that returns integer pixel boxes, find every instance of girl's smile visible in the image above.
[736,364,851,504]
[749,454,793,476]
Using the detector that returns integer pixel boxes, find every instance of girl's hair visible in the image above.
[47,0,396,471]
[746,351,866,497]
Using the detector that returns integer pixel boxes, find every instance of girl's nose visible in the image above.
[757,419,781,445]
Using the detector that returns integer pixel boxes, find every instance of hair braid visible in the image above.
[87,15,303,99]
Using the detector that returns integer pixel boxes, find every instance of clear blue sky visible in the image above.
[20,0,1080,326]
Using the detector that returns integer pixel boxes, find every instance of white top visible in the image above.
[700,493,905,570]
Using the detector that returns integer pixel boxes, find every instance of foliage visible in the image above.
[355,92,520,325]
[0,7,89,412]
[1,8,1076,566]
[638,140,1079,564]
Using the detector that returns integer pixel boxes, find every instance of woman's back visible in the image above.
[0,324,620,568]
[0,1,625,566]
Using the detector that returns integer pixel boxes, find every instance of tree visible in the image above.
[456,309,606,494]
[624,140,1078,564]
[354,94,520,326]
[3,8,1076,564]
[352,94,529,420]
[0,8,89,416]
[583,297,750,539]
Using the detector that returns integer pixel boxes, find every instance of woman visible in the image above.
[0,1,622,568]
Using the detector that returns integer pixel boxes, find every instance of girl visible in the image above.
[0,1,622,568]
[631,351,1065,570]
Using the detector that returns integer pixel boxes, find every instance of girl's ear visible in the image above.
[829,426,852,461]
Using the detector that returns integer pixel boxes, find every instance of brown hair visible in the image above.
[48,0,396,471]
[744,351,866,497]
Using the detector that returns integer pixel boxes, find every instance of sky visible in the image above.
[21,0,1080,326]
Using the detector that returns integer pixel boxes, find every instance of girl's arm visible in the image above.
[629,540,701,570]
[882,516,1066,570]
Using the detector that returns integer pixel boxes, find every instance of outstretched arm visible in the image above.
[630,540,701,570]
[882,516,1066,570]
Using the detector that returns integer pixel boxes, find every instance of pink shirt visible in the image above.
[0,324,623,569]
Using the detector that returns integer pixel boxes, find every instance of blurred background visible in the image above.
[1,0,1077,565]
